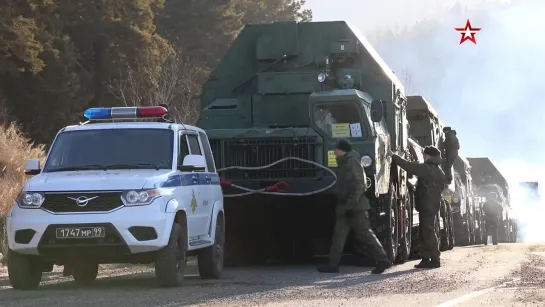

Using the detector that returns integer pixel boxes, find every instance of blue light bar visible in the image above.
[83,106,168,120]
[84,108,112,120]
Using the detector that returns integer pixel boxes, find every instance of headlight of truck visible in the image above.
[122,189,164,206]
[361,155,373,168]
[17,192,45,209]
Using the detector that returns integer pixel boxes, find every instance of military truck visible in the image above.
[405,95,456,250]
[468,157,517,243]
[198,20,420,265]
[452,156,485,245]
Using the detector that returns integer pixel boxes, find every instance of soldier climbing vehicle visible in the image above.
[405,95,456,251]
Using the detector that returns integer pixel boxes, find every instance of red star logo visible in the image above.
[455,19,481,45]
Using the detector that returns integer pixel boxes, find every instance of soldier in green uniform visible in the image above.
[391,146,446,269]
[317,139,391,274]
[483,192,503,245]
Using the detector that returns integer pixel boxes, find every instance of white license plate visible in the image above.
[55,227,105,239]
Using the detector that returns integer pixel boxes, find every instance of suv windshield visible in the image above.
[314,101,364,138]
[43,129,174,172]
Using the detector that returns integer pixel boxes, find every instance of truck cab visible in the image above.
[198,20,413,264]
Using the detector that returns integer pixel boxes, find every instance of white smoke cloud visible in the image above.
[308,0,544,241]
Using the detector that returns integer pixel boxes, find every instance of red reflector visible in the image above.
[137,106,168,118]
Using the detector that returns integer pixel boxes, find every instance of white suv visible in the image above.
[6,106,225,290]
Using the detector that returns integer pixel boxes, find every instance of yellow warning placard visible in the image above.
[331,123,351,138]
[328,150,337,167]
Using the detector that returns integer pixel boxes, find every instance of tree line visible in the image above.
[0,0,312,144]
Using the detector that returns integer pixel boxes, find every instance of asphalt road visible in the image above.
[1,243,544,306]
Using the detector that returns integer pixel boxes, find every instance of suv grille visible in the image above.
[41,192,124,213]
[210,136,320,181]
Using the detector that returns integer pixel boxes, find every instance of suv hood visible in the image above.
[25,170,173,191]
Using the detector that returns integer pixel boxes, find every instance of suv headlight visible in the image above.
[121,189,164,206]
[361,155,373,168]
[17,192,45,209]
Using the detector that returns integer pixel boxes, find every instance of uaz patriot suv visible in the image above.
[7,106,225,289]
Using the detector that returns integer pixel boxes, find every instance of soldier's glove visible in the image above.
[345,210,354,219]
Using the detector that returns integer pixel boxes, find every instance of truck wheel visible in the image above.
[447,205,455,250]
[155,222,187,287]
[382,183,398,262]
[8,250,42,290]
[72,262,99,282]
[198,215,225,279]
[454,213,470,246]
[435,215,445,251]
[395,191,411,263]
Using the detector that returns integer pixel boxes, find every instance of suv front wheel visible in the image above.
[155,222,187,287]
[72,262,99,282]
[8,250,42,290]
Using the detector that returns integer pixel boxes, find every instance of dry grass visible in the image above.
[0,123,46,264]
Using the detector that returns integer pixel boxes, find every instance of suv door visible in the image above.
[185,132,212,236]
[198,131,220,225]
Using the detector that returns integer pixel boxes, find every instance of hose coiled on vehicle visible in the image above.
[218,157,337,198]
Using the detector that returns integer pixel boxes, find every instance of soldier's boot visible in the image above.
[317,265,339,273]
[414,258,430,268]
[371,260,392,274]
[426,258,440,269]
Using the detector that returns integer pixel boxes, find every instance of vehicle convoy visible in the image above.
[7,106,225,290]
[467,157,517,243]
[197,20,452,265]
[405,95,455,250]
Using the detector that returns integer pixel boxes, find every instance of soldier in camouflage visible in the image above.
[317,139,391,274]
[483,192,503,245]
[391,145,446,269]
[440,127,459,185]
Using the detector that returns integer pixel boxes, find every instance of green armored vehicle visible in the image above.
[451,155,486,245]
[468,157,517,243]
[199,20,418,264]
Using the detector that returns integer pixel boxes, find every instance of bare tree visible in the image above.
[400,67,418,96]
[108,49,205,124]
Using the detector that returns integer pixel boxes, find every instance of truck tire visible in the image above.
[381,183,399,263]
[439,201,449,251]
[447,205,455,250]
[396,190,412,264]
[198,215,225,279]
[155,222,187,287]
[436,215,446,251]
[454,212,470,246]
[72,262,99,282]
[8,250,42,290]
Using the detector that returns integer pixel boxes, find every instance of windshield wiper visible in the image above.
[104,163,160,170]
[46,164,107,172]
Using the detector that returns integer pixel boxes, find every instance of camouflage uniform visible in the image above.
[392,146,446,268]
[441,128,459,184]
[318,143,390,274]
[483,198,503,245]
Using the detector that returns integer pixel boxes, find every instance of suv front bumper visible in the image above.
[7,201,175,257]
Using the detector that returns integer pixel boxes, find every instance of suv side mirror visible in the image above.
[370,100,384,122]
[24,159,41,175]
[178,155,206,172]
